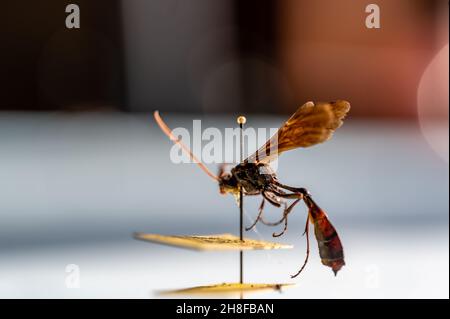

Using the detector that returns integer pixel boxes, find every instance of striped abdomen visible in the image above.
[306,196,345,275]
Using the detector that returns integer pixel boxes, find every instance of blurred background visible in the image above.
[0,0,448,298]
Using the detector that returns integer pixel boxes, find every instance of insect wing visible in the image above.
[244,100,350,164]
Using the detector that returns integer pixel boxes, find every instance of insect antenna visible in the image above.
[154,111,219,182]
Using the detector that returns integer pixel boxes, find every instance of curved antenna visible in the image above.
[153,111,219,182]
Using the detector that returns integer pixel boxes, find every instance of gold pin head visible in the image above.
[237,116,247,125]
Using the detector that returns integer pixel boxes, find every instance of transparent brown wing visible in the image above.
[244,100,350,164]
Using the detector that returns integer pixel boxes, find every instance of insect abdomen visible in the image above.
[306,197,345,275]
[312,217,345,275]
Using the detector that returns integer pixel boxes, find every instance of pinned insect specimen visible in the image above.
[154,100,350,277]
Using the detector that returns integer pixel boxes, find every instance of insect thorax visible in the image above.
[231,162,276,193]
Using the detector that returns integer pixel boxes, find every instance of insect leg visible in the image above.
[262,191,281,207]
[270,187,304,200]
[262,187,304,235]
[258,191,289,227]
[272,181,309,196]
[245,199,265,231]
[258,189,301,229]
[290,214,311,278]
[258,203,288,226]
[274,183,346,276]
[272,198,301,237]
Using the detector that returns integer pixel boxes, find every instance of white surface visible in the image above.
[0,114,448,298]
[0,227,448,299]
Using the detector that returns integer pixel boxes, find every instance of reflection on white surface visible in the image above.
[0,114,448,298]
[0,228,448,299]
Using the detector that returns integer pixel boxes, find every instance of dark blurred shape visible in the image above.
[121,0,238,113]
[233,0,282,113]
[277,0,448,118]
[122,0,285,114]
[1,0,447,117]
[121,0,449,117]
[1,0,125,111]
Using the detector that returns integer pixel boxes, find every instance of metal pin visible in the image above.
[237,115,246,287]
